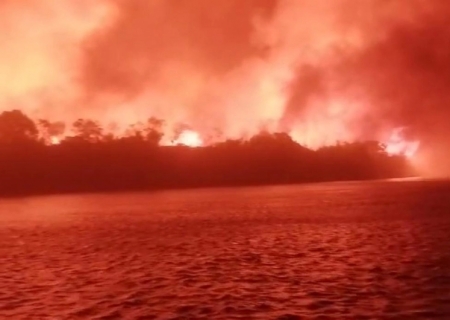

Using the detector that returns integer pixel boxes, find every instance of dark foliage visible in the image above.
[0,110,414,197]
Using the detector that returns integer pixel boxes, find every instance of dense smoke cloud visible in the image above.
[0,0,112,117]
[337,1,450,174]
[1,0,450,173]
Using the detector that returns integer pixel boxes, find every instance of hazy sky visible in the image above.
[1,0,449,173]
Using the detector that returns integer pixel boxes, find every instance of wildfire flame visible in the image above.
[172,130,203,148]
[0,0,437,164]
[50,136,61,145]
[384,128,420,158]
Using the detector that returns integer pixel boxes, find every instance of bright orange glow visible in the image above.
[0,0,445,170]
[173,130,203,148]
[384,128,420,158]
[50,136,61,145]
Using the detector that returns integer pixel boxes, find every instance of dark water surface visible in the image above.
[1,180,450,319]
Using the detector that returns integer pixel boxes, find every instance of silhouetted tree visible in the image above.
[0,110,38,144]
[124,123,145,141]
[0,110,415,197]
[143,117,164,145]
[38,120,65,144]
[247,132,302,152]
[72,119,104,143]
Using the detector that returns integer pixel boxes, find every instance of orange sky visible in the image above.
[1,0,449,173]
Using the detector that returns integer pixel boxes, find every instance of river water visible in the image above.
[1,180,450,319]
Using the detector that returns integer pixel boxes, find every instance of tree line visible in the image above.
[0,110,415,196]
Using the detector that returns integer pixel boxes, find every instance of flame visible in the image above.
[0,0,436,161]
[384,128,420,158]
[172,130,203,148]
[50,136,61,145]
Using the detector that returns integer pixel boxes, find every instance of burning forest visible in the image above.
[1,0,449,181]
[0,109,414,196]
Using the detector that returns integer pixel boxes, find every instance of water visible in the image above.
[1,180,450,319]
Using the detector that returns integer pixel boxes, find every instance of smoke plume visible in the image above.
[1,0,450,174]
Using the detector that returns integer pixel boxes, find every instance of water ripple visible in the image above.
[1,180,450,319]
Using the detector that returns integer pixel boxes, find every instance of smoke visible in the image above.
[336,1,450,175]
[0,0,113,118]
[1,0,450,173]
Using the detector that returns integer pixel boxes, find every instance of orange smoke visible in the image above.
[3,0,448,163]
[0,0,114,119]
[384,128,420,159]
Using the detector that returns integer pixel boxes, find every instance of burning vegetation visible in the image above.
[2,1,450,176]
[0,110,415,196]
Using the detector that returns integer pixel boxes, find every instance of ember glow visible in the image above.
[384,128,420,159]
[50,136,61,146]
[2,0,450,172]
[173,130,203,148]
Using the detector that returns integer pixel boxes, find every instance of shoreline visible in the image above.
[0,175,421,199]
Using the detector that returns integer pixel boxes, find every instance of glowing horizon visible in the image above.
[1,0,450,171]
[29,112,419,158]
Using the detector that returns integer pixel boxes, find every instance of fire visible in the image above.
[173,130,203,148]
[384,128,420,158]
[0,0,435,162]
[50,136,61,145]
